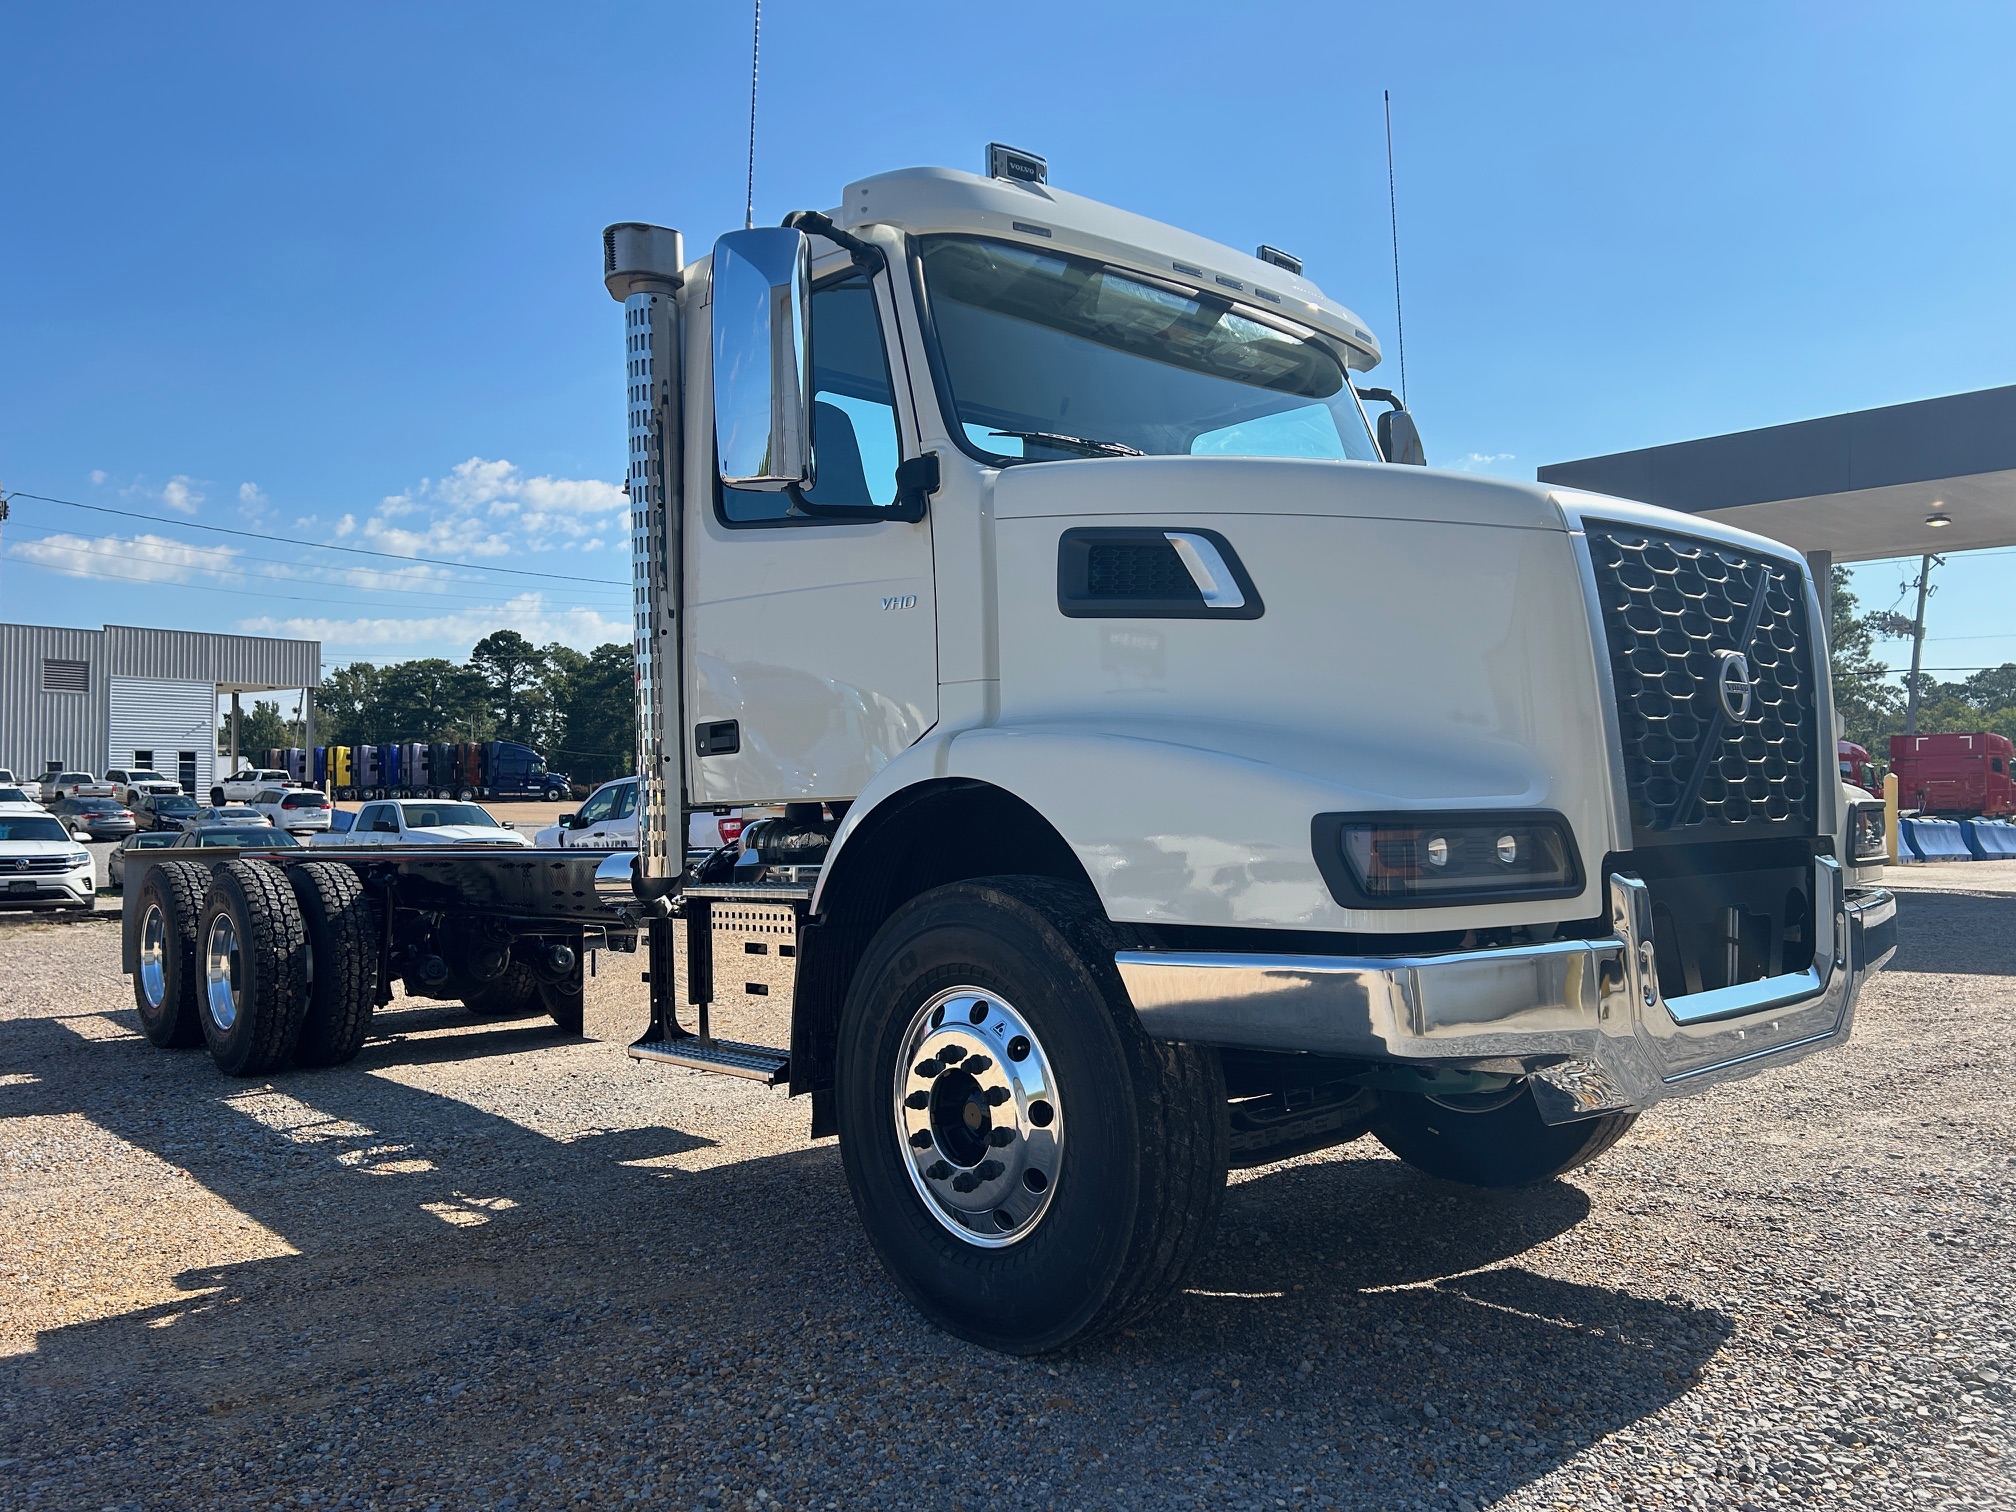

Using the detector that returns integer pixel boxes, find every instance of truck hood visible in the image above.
[979,454,1822,929]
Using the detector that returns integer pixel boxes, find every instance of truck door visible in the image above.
[685,262,938,804]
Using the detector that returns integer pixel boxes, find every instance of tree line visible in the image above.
[222,631,638,785]
[1829,567,2016,751]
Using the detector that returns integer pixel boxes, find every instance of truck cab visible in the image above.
[582,150,1901,1351]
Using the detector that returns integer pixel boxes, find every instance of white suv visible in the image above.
[0,769,42,803]
[213,768,293,805]
[250,787,334,834]
[0,809,96,910]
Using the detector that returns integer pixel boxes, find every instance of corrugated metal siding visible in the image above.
[103,625,319,690]
[107,677,217,794]
[0,623,106,779]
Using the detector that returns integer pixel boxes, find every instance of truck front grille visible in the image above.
[1586,523,1818,844]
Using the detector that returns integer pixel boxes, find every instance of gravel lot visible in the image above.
[1,870,2010,1511]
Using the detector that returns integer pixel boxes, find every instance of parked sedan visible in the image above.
[249,786,333,835]
[132,791,202,831]
[170,826,304,851]
[181,805,271,832]
[327,799,532,849]
[0,811,96,909]
[107,829,180,889]
[48,797,138,840]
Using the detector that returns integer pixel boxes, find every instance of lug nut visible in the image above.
[909,1129,935,1149]
[925,1161,951,1181]
[938,1045,967,1063]
[987,1127,1015,1148]
[963,1055,993,1075]
[951,1172,980,1193]
[985,1086,1011,1106]
[914,1058,941,1079]
[975,1160,1004,1181]
[905,1091,930,1110]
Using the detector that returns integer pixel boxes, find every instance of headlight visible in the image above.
[68,851,92,869]
[1848,802,1889,864]
[1313,811,1583,907]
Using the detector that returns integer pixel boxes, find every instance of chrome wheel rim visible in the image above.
[204,913,242,1032]
[894,986,1063,1249]
[137,903,167,1009]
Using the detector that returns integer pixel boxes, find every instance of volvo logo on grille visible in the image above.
[1715,649,1755,722]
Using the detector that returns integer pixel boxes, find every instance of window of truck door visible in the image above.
[685,242,938,805]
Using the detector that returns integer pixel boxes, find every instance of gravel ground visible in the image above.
[0,872,2010,1512]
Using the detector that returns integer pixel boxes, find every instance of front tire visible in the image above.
[1370,1084,1638,1189]
[132,860,210,1048]
[196,860,309,1076]
[835,876,1227,1354]
[456,787,475,803]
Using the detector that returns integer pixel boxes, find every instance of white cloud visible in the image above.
[1452,452,1517,474]
[238,482,268,514]
[339,457,627,562]
[160,476,205,513]
[13,532,242,583]
[334,513,356,537]
[237,593,627,655]
[88,469,108,485]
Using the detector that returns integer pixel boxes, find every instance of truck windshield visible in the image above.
[918,235,1381,465]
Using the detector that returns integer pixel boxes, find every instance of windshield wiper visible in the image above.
[989,429,1144,459]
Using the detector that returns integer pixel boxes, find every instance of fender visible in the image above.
[816,716,1614,935]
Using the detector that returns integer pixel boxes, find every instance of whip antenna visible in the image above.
[744,0,762,230]
[1384,89,1408,406]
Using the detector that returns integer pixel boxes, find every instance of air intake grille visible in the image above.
[1586,524,1818,842]
[1086,539,1193,600]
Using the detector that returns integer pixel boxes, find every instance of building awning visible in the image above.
[1537,385,2016,563]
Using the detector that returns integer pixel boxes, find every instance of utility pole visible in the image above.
[1903,553,1941,736]
[0,486,10,608]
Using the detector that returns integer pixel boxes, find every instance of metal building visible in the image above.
[0,623,320,794]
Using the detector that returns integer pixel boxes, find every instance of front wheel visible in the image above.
[542,786,566,803]
[836,876,1227,1354]
[456,787,475,803]
[1369,1083,1638,1189]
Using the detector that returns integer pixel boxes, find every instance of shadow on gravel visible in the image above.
[3,995,1727,1511]
[1883,889,2016,976]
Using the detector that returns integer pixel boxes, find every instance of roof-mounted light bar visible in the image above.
[986,143,1048,186]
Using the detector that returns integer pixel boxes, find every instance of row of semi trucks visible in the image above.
[248,740,571,802]
[1840,731,2016,818]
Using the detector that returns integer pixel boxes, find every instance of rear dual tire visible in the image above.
[836,876,1227,1355]
[197,861,310,1076]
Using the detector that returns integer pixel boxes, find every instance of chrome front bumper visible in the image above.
[1115,857,1898,1124]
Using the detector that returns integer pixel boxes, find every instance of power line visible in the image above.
[3,525,627,606]
[2,490,628,587]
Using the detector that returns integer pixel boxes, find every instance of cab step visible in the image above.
[628,1036,789,1084]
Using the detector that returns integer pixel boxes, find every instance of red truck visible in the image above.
[1838,740,1881,799]
[1889,732,2016,818]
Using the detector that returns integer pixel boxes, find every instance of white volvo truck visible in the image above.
[124,146,1896,1355]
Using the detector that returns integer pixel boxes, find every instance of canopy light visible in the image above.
[987,143,1048,186]
[1925,510,1952,528]
[1311,811,1583,908]
[1256,245,1304,275]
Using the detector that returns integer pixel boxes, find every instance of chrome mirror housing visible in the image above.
[712,226,813,492]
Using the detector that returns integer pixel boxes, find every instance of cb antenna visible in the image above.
[744,0,762,230]
[1384,89,1408,406]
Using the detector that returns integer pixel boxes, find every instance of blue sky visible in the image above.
[2,2,2012,683]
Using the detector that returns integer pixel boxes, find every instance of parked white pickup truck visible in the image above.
[212,768,294,805]
[319,798,533,849]
[105,768,185,807]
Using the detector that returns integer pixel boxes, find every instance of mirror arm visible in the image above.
[1353,385,1405,411]
[781,210,887,276]
[791,451,937,525]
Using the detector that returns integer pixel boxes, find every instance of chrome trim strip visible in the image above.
[1115,857,1896,1122]
[1164,531,1246,609]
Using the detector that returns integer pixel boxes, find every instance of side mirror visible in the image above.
[559,812,579,829]
[1378,406,1427,467]
[712,226,813,492]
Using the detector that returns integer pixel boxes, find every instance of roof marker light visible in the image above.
[1926,510,1952,528]
[1256,245,1303,275]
